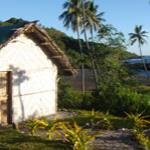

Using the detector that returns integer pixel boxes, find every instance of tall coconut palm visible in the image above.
[129,25,149,77]
[83,0,104,39]
[59,0,85,92]
[81,0,104,88]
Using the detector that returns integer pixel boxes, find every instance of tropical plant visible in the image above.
[133,130,150,150]
[126,113,150,131]
[43,119,59,139]
[26,118,45,136]
[129,25,149,77]
[59,0,85,92]
[83,1,104,37]
[126,113,150,150]
[89,110,112,129]
[98,24,126,48]
[60,121,95,150]
[26,117,59,139]
[81,0,104,89]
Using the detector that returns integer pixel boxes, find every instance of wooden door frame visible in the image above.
[0,71,12,125]
[6,71,13,124]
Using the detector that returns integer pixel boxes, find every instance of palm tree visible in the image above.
[60,0,104,90]
[81,0,104,88]
[84,1,104,39]
[129,25,149,77]
[59,0,85,92]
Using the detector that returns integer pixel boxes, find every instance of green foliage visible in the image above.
[58,58,150,115]
[126,113,150,150]
[0,21,12,26]
[89,110,112,129]
[88,49,150,115]
[26,118,43,136]
[58,47,138,114]
[26,117,95,150]
[97,24,126,49]
[58,80,96,110]
[126,113,150,131]
[26,117,59,139]
[113,87,143,114]
[129,25,149,77]
[93,84,150,116]
[60,121,95,150]
[0,18,31,26]
[133,130,150,150]
[45,27,67,51]
[58,81,83,109]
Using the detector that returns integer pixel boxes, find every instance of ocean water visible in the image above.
[124,56,150,77]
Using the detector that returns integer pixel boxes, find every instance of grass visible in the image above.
[61,109,132,129]
[0,128,70,150]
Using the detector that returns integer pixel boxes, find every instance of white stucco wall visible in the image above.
[0,34,58,123]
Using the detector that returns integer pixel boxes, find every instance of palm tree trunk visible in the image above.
[139,43,149,78]
[90,29,101,81]
[77,25,85,93]
[83,27,99,89]
[82,1,99,90]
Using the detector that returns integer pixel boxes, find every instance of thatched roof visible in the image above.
[0,23,76,75]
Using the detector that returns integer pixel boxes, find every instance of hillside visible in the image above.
[45,27,137,68]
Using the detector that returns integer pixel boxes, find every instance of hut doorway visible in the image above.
[0,71,12,125]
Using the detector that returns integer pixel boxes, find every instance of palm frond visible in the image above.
[129,25,148,46]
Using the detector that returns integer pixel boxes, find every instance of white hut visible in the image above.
[0,23,75,124]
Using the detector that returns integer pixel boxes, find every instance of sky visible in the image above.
[0,0,150,55]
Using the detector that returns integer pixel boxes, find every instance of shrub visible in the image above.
[133,130,150,150]
[26,117,59,139]
[114,86,143,114]
[126,113,150,150]
[60,121,95,150]
[126,113,150,131]
[58,81,95,110]
[92,86,150,116]
[26,118,95,150]
[58,81,83,109]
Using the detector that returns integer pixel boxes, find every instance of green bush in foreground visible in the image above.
[126,113,150,150]
[26,118,95,150]
[126,113,150,131]
[26,117,59,139]
[60,122,95,150]
[133,131,150,150]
